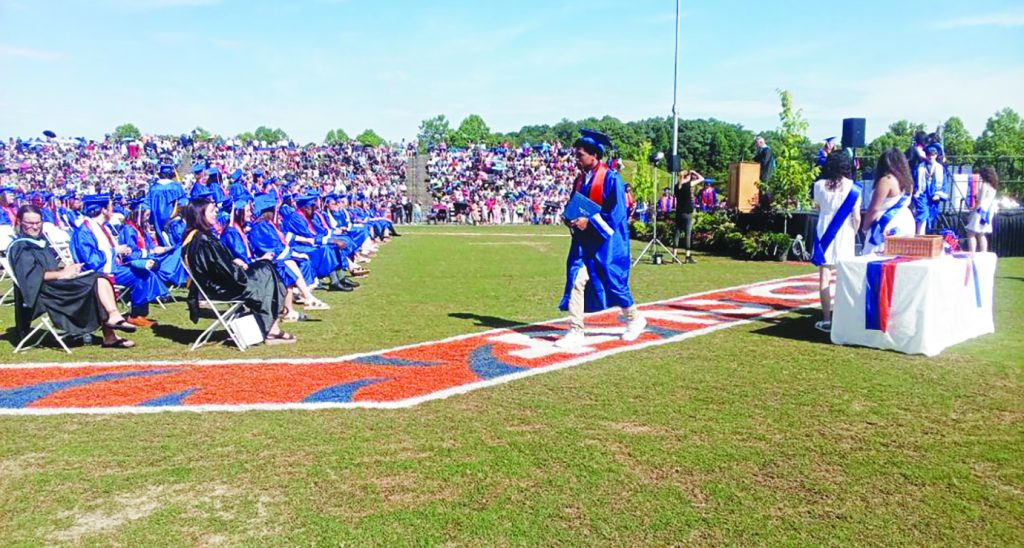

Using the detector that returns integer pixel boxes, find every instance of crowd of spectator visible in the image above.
[0,136,412,216]
[425,143,579,225]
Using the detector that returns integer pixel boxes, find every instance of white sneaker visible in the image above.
[554,328,586,348]
[621,315,647,342]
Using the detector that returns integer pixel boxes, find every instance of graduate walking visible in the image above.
[555,130,646,348]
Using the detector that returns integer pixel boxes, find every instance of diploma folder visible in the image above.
[562,192,602,222]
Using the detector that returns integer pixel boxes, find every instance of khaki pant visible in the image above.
[568,268,638,330]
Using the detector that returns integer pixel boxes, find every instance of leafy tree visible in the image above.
[253,126,289,143]
[629,141,657,205]
[417,115,452,151]
[236,131,255,144]
[192,126,213,142]
[763,89,818,211]
[449,114,492,148]
[863,120,926,160]
[325,128,350,145]
[112,123,141,141]
[940,117,974,157]
[356,129,384,147]
[975,108,1024,157]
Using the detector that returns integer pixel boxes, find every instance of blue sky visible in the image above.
[1,0,1022,144]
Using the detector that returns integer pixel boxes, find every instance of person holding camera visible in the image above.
[673,170,701,264]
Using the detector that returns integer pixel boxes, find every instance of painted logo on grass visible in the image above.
[0,274,819,415]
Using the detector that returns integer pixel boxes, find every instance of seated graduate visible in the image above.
[220,195,329,316]
[247,193,319,290]
[326,195,373,254]
[118,199,188,287]
[70,194,168,328]
[281,193,355,292]
[309,195,370,278]
[8,205,138,348]
[181,189,294,344]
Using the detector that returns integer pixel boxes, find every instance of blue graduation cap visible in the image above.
[925,144,942,155]
[82,194,111,214]
[191,161,207,174]
[323,194,339,204]
[158,163,176,176]
[127,197,146,210]
[0,186,16,194]
[578,128,612,154]
[43,130,57,138]
[824,136,837,144]
[233,195,254,210]
[294,192,318,207]
[189,185,217,203]
[703,177,715,185]
[230,168,243,182]
[205,166,221,176]
[284,173,296,182]
[253,193,277,214]
[253,169,265,178]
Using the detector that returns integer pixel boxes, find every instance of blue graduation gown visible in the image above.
[281,211,342,277]
[118,222,188,287]
[329,209,369,250]
[146,179,186,246]
[70,221,168,307]
[559,168,634,313]
[166,218,186,246]
[312,211,356,264]
[247,219,315,287]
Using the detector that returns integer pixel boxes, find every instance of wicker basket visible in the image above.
[883,235,943,257]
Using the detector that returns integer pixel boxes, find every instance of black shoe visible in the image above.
[341,277,360,288]
[329,283,354,292]
[685,255,696,264]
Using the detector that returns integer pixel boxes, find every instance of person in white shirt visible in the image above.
[966,167,1000,253]
[811,151,861,332]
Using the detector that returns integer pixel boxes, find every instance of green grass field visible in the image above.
[1,224,1021,545]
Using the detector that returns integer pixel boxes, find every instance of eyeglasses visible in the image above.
[20,221,42,227]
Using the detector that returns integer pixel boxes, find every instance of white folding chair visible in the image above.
[0,254,13,307]
[1,256,72,354]
[42,223,74,265]
[181,262,249,351]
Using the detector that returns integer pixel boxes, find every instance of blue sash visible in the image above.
[812,182,862,266]
[867,195,909,246]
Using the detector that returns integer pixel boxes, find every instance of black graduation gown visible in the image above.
[181,230,284,337]
[7,237,107,339]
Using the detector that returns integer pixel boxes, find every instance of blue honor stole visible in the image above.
[811,182,862,266]
[867,194,909,246]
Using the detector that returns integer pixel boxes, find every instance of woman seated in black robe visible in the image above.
[180,192,294,345]
[7,205,137,348]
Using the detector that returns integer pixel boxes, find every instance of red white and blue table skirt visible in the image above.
[831,252,996,356]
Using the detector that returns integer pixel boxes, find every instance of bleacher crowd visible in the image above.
[425,143,582,225]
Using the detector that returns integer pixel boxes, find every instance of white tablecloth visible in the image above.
[831,252,996,356]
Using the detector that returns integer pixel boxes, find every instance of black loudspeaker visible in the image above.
[842,118,866,148]
[668,154,680,173]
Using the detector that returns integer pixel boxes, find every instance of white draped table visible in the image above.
[831,252,997,356]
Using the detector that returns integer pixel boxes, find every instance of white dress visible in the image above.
[966,182,998,234]
[813,178,861,266]
[861,192,915,256]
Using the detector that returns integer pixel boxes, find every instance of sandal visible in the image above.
[104,318,138,334]
[265,331,297,345]
[814,320,832,333]
[304,300,330,311]
[101,337,136,349]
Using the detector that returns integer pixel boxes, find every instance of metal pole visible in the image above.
[671,0,680,176]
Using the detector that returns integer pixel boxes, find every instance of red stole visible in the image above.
[574,163,608,205]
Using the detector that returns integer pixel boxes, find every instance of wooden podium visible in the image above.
[728,162,760,212]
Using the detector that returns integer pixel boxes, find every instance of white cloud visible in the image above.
[932,9,1024,29]
[0,44,65,61]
